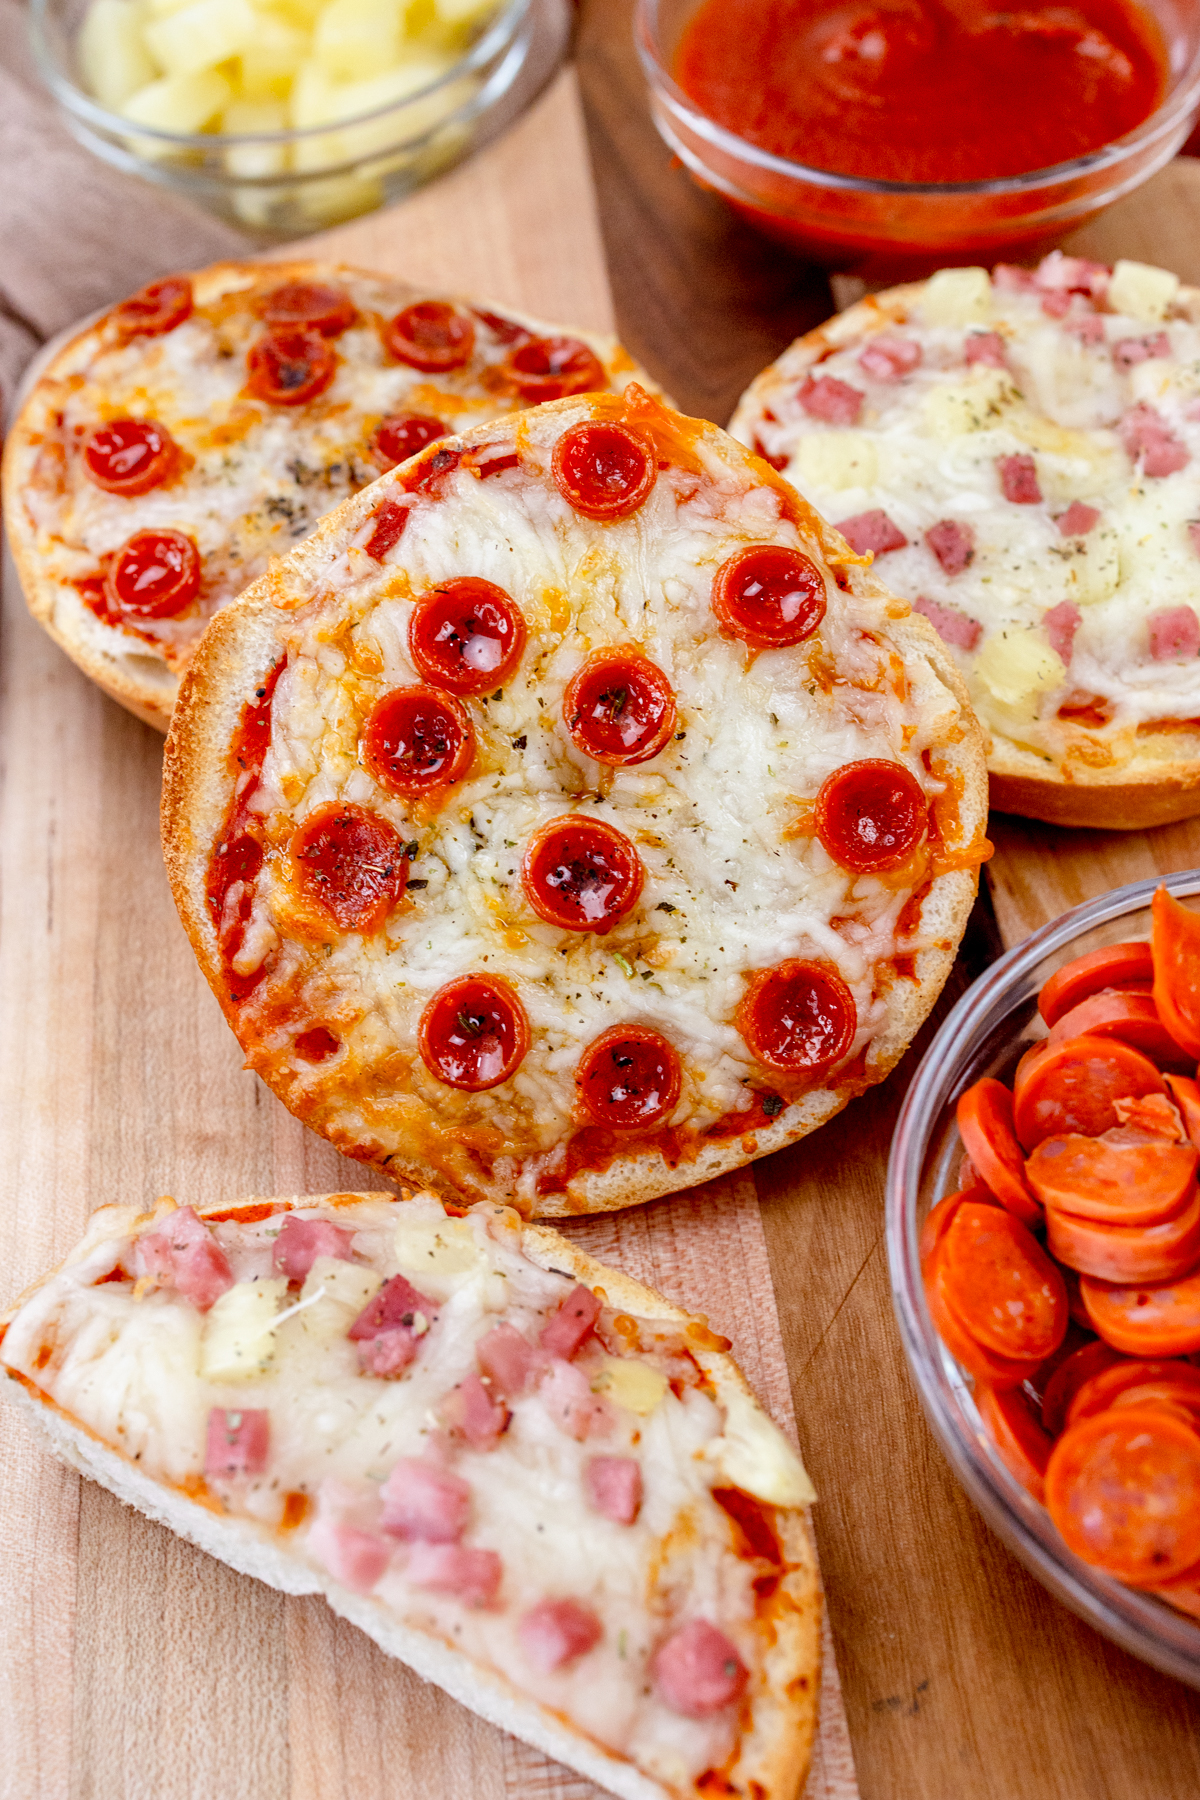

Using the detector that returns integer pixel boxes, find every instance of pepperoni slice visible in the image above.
[976,1384,1055,1501]
[1045,1407,1200,1584]
[419,975,529,1090]
[919,1185,998,1272]
[408,579,526,697]
[1081,1267,1200,1357]
[246,326,336,407]
[106,528,201,619]
[1045,1183,1200,1285]
[955,1079,1041,1226]
[551,421,656,521]
[940,1200,1068,1362]
[373,414,447,469]
[1012,1034,1167,1151]
[562,649,677,766]
[521,816,644,934]
[924,1239,1046,1388]
[83,420,179,496]
[1152,886,1200,1058]
[1046,988,1186,1066]
[256,281,355,336]
[112,275,193,339]
[737,960,857,1077]
[1166,1074,1200,1151]
[290,804,408,933]
[362,687,474,797]
[577,1026,682,1129]
[1040,1339,1126,1436]
[814,759,927,875]
[1038,941,1154,1026]
[711,544,827,648]
[1026,1133,1198,1226]
[1067,1360,1200,1430]
[504,336,605,401]
[385,301,475,372]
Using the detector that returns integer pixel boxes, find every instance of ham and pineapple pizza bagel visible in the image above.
[162,385,990,1218]
[2,257,651,730]
[1,1188,821,1800]
[732,256,1200,830]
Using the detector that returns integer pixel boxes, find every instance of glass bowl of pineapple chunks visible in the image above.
[29,0,568,236]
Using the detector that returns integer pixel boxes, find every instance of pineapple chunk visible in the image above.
[277,1254,383,1349]
[235,15,309,98]
[330,57,466,159]
[921,266,992,328]
[266,0,324,28]
[200,1277,288,1382]
[120,67,233,131]
[794,430,878,492]
[433,0,496,23]
[1108,260,1179,326]
[144,0,258,78]
[922,367,1015,438]
[222,98,290,174]
[395,1215,480,1279]
[78,0,157,108]
[313,0,404,81]
[710,1385,815,1507]
[592,1356,669,1417]
[973,628,1065,717]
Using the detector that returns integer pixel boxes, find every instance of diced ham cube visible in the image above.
[652,1620,749,1719]
[135,1207,233,1311]
[993,264,1037,294]
[584,1456,642,1525]
[272,1215,355,1280]
[1034,252,1108,298]
[1120,403,1189,478]
[836,509,907,556]
[307,1518,391,1593]
[539,1359,613,1442]
[798,374,863,425]
[1044,602,1082,665]
[1056,501,1100,537]
[539,1284,602,1359]
[442,1372,510,1449]
[349,1273,437,1378]
[1149,606,1200,661]
[205,1408,269,1477]
[476,1321,541,1397]
[406,1543,503,1607]
[1041,290,1072,319]
[380,1459,471,1542]
[1067,315,1106,345]
[518,1598,603,1673]
[912,596,982,653]
[997,453,1042,504]
[1114,332,1171,368]
[925,518,975,575]
[964,331,1007,369]
[857,336,921,383]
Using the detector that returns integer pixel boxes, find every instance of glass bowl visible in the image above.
[635,0,1200,278]
[29,0,569,239]
[887,869,1200,1689]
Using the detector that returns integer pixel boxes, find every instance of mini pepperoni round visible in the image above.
[1046,1406,1200,1584]
[919,1186,998,1274]
[1026,1133,1197,1226]
[1067,1360,1200,1429]
[246,326,336,406]
[112,275,193,339]
[257,281,355,336]
[941,1199,1068,1362]
[1152,886,1200,1058]
[976,1384,1055,1502]
[737,960,857,1077]
[1013,1034,1167,1151]
[711,544,827,648]
[562,649,677,766]
[925,1241,1046,1389]
[106,528,201,619]
[1041,1339,1127,1436]
[521,816,644,934]
[815,759,928,875]
[1038,940,1154,1027]
[504,336,605,402]
[384,301,475,372]
[419,974,529,1091]
[1081,1267,1200,1358]
[290,804,408,933]
[408,579,526,697]
[1046,988,1184,1067]
[955,1079,1041,1226]
[83,420,179,496]
[1045,1185,1200,1287]
[552,421,656,520]
[362,686,474,797]
[373,413,447,469]
[577,1026,682,1129]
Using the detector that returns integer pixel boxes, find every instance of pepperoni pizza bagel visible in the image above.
[2,258,652,730]
[0,1187,821,1800]
[162,384,990,1217]
[732,256,1200,830]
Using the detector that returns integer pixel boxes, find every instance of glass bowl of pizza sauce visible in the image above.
[636,0,1200,275]
[887,871,1200,1688]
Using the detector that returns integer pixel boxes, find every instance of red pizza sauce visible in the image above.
[674,0,1166,184]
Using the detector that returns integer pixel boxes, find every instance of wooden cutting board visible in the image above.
[0,68,856,1800]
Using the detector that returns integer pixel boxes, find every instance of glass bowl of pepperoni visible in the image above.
[888,869,1200,1686]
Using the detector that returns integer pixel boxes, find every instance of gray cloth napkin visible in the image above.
[0,0,249,423]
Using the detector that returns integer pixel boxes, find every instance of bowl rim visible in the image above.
[634,0,1200,199]
[886,867,1200,1688]
[28,0,531,146]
